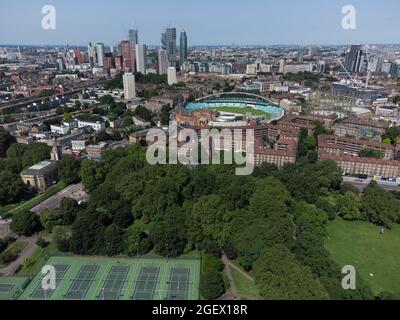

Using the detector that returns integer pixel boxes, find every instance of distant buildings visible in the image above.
[344,45,364,73]
[135,44,147,75]
[331,81,385,100]
[88,42,105,68]
[162,27,177,66]
[158,48,169,75]
[123,72,136,100]
[180,31,188,64]
[167,67,178,85]
[120,40,133,72]
[128,29,139,71]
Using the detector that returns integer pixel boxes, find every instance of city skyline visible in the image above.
[1,0,400,46]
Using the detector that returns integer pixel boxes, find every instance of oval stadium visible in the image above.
[184,92,285,123]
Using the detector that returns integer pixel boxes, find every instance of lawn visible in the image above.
[17,243,65,276]
[211,106,271,119]
[2,182,66,216]
[0,242,28,268]
[231,268,261,300]
[325,218,400,296]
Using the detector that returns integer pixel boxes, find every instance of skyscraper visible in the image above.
[344,45,364,73]
[88,42,97,68]
[128,29,139,72]
[158,48,168,75]
[180,31,188,64]
[135,44,147,75]
[96,43,105,68]
[162,27,177,66]
[120,40,133,71]
[128,29,139,47]
[123,73,136,100]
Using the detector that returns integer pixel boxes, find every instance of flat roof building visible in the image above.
[20,160,58,193]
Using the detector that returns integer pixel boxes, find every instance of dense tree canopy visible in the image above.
[10,211,42,236]
[253,245,329,300]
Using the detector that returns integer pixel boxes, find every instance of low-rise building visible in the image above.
[86,143,108,159]
[333,117,390,141]
[318,135,396,160]
[320,152,400,179]
[20,160,58,193]
[280,99,302,114]
[77,120,106,132]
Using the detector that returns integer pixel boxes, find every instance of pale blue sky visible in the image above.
[0,0,399,46]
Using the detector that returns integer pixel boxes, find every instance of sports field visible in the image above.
[0,277,29,300]
[18,256,200,300]
[211,106,272,119]
[325,219,400,296]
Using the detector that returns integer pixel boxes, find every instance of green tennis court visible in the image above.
[167,267,191,300]
[18,256,200,300]
[132,266,160,300]
[30,264,70,299]
[98,265,130,300]
[64,264,100,300]
[0,277,29,300]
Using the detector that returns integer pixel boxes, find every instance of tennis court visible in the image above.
[64,264,100,300]
[98,265,130,300]
[167,267,191,300]
[132,266,160,300]
[18,256,200,300]
[0,277,29,300]
[29,264,70,299]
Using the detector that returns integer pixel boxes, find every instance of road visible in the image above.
[342,176,400,192]
[0,236,37,276]
[31,183,88,215]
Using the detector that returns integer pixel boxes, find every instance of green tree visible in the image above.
[53,226,71,252]
[337,192,362,221]
[187,195,231,246]
[199,271,225,300]
[361,181,400,228]
[10,211,42,236]
[60,198,79,225]
[40,209,63,232]
[80,159,105,191]
[104,224,124,256]
[58,155,81,184]
[0,128,15,157]
[253,245,329,300]
[124,225,152,256]
[150,221,186,258]
[0,171,23,204]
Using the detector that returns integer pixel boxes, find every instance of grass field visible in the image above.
[18,243,66,276]
[230,268,261,300]
[1,182,66,216]
[211,106,271,119]
[18,256,200,300]
[325,219,400,296]
[0,277,29,300]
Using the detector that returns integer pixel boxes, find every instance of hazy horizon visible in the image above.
[1,0,399,46]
